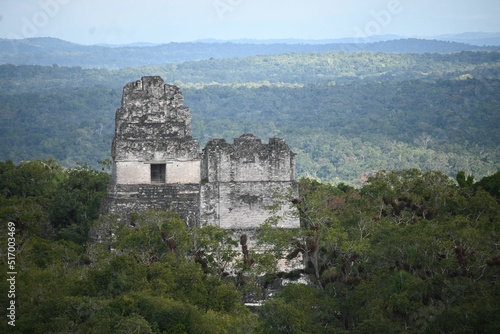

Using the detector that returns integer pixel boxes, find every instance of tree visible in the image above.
[474,170,500,199]
[255,170,500,332]
[456,170,474,188]
[193,225,239,278]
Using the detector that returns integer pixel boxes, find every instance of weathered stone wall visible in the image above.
[111,76,201,185]
[112,138,200,163]
[113,160,200,185]
[117,76,191,139]
[105,76,202,224]
[114,161,150,184]
[200,134,299,229]
[202,134,295,183]
[201,181,298,229]
[165,160,200,184]
[104,76,299,232]
[106,183,200,227]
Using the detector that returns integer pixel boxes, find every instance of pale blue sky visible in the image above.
[1,0,499,44]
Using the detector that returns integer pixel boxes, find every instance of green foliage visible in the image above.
[255,170,500,332]
[0,160,110,244]
[1,158,499,332]
[1,49,499,182]
[194,225,239,277]
[50,167,110,243]
[187,79,500,184]
[456,170,475,188]
[1,208,256,332]
[115,210,192,263]
[361,169,457,223]
[258,284,342,333]
[474,170,500,198]
[1,40,500,330]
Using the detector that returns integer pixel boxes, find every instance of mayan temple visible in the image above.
[103,76,299,233]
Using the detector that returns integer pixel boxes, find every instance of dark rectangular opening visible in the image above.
[151,164,166,183]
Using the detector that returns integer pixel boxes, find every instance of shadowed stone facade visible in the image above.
[104,76,299,231]
[201,135,297,229]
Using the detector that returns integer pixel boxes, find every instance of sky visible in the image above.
[1,0,500,44]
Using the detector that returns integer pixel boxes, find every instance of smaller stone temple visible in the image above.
[104,76,299,231]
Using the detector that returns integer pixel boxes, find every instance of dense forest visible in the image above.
[1,47,499,183]
[0,38,499,332]
[0,160,499,333]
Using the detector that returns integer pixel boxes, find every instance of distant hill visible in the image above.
[361,39,493,53]
[200,33,500,46]
[0,37,498,69]
[435,32,500,46]
[196,35,403,44]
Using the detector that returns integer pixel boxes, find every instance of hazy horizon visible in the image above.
[1,0,500,45]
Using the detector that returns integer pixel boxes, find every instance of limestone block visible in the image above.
[166,160,201,184]
[115,161,150,184]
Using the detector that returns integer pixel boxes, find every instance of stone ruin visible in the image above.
[103,76,299,233]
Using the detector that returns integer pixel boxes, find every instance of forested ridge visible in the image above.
[1,37,500,332]
[0,48,499,183]
[1,37,498,68]
[2,50,500,90]
[0,160,499,332]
